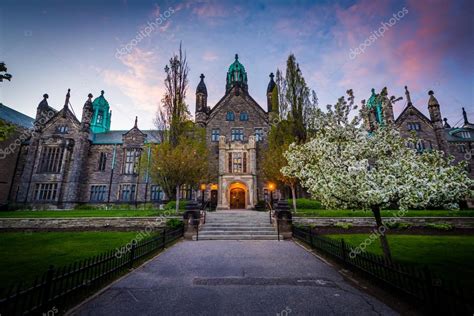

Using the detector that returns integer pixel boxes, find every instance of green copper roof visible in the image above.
[91,90,112,133]
[366,88,384,125]
[226,54,248,93]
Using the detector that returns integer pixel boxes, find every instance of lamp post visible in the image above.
[268,182,276,209]
[200,183,207,209]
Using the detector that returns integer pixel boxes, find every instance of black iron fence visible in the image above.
[0,226,184,316]
[293,225,472,315]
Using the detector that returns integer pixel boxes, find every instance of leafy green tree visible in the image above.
[148,123,208,213]
[0,62,12,82]
[262,120,299,211]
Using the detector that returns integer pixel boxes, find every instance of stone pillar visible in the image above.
[272,200,293,239]
[183,200,201,240]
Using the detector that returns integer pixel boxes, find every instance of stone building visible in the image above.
[2,90,163,209]
[0,54,275,209]
[363,86,473,177]
[195,54,274,209]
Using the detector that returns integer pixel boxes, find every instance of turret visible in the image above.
[81,93,94,132]
[91,90,112,133]
[427,90,448,153]
[226,54,248,94]
[195,74,208,127]
[35,93,53,123]
[267,72,276,113]
[62,89,70,117]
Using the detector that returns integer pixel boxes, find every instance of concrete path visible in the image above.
[70,241,396,316]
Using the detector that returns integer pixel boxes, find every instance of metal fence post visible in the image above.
[277,218,280,241]
[129,244,136,269]
[341,239,347,264]
[162,227,167,249]
[41,265,55,311]
[309,227,314,248]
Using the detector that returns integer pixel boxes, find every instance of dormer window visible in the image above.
[56,125,68,134]
[240,112,249,121]
[459,131,471,138]
[226,111,235,121]
[407,122,421,131]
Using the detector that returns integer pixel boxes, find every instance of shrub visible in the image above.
[255,200,266,211]
[333,222,353,229]
[385,222,411,229]
[426,223,453,231]
[166,218,183,229]
[288,198,322,210]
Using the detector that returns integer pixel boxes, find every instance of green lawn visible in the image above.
[0,232,145,292]
[0,209,182,218]
[295,209,474,217]
[325,234,474,291]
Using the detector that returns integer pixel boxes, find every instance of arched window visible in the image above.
[240,112,248,121]
[226,111,235,121]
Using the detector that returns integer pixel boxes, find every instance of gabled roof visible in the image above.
[0,103,35,128]
[395,104,432,126]
[208,85,268,123]
[445,127,474,142]
[91,130,162,144]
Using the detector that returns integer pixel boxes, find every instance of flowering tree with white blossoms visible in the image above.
[282,90,473,261]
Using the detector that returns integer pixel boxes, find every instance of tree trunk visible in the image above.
[371,205,392,263]
[290,184,297,213]
[175,185,180,214]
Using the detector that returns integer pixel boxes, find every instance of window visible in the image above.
[119,184,136,201]
[240,112,248,121]
[90,185,107,201]
[459,131,471,139]
[232,152,242,173]
[56,125,68,133]
[34,183,58,201]
[98,152,107,171]
[151,185,164,201]
[458,144,467,153]
[180,184,193,200]
[416,140,426,152]
[231,128,244,141]
[407,122,421,131]
[226,111,235,121]
[39,146,64,173]
[97,110,104,124]
[123,149,141,174]
[254,128,263,142]
[229,152,247,173]
[211,129,220,142]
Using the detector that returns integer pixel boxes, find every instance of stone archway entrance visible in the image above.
[230,188,245,209]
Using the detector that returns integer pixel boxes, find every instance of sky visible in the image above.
[0,0,473,130]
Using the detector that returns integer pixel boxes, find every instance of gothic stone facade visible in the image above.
[1,55,276,209]
[363,86,474,178]
[195,55,275,209]
[4,91,166,209]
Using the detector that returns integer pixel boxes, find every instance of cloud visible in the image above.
[99,48,165,114]
[202,51,218,61]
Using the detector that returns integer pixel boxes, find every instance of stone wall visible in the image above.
[294,217,474,229]
[0,216,181,231]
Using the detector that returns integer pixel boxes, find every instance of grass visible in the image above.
[0,231,144,291]
[0,209,182,218]
[294,209,474,217]
[325,234,474,291]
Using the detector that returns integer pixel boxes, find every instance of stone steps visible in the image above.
[198,211,278,241]
[194,234,282,240]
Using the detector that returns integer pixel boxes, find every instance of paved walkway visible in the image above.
[70,241,396,315]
